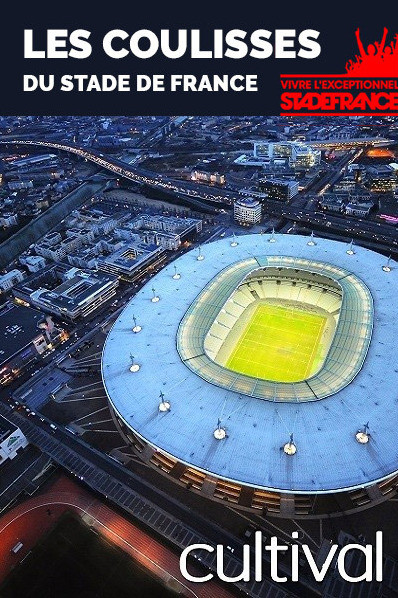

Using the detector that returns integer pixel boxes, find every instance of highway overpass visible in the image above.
[306,137,393,150]
[0,139,234,205]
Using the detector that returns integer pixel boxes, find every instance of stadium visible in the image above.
[102,233,398,518]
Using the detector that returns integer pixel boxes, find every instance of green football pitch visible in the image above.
[226,303,327,383]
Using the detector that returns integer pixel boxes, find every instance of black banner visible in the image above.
[0,2,394,115]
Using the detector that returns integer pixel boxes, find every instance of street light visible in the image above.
[307,231,316,246]
[158,391,171,412]
[230,233,238,247]
[268,228,276,243]
[151,287,160,302]
[132,315,142,333]
[197,245,204,261]
[355,422,370,444]
[213,418,226,440]
[382,256,392,273]
[283,433,297,455]
[346,239,355,255]
[129,353,140,373]
[172,264,181,280]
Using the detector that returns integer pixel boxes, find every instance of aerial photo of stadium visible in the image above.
[102,233,398,518]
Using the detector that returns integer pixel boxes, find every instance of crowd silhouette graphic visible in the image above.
[345,28,398,76]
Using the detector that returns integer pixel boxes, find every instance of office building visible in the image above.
[13,265,119,321]
[0,415,29,465]
[259,178,299,201]
[233,197,262,225]
[0,303,64,385]
[0,270,25,294]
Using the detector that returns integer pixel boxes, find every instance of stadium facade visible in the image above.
[102,234,398,518]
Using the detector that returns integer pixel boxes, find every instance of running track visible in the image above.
[0,476,234,598]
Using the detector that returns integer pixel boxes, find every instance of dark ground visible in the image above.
[0,512,177,598]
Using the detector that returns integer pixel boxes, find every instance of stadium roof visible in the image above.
[102,234,398,494]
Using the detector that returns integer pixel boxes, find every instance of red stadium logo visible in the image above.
[346,27,398,77]
[280,27,398,115]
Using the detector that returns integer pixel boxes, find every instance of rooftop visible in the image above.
[14,265,118,312]
[0,303,44,365]
[0,414,17,442]
[235,197,261,208]
[97,242,161,273]
[259,178,298,187]
[35,270,117,310]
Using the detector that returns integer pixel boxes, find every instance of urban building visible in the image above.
[34,230,93,262]
[290,143,321,170]
[254,141,291,160]
[132,214,202,236]
[97,241,165,280]
[115,214,202,251]
[13,264,119,321]
[0,415,29,465]
[34,211,130,263]
[0,213,18,228]
[345,199,374,217]
[68,208,128,236]
[190,169,226,185]
[319,194,345,212]
[0,269,25,294]
[8,153,57,169]
[233,197,262,225]
[367,174,398,193]
[66,245,103,270]
[258,178,299,201]
[8,179,34,191]
[365,164,398,193]
[253,141,321,169]
[377,196,398,224]
[19,255,47,273]
[334,174,358,192]
[0,303,65,385]
[11,167,64,182]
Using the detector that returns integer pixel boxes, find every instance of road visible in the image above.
[262,201,398,253]
[0,139,235,206]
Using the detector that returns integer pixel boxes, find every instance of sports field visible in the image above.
[226,303,327,383]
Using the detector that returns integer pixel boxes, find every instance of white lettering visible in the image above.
[180,544,214,583]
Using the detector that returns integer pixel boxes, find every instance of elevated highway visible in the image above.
[0,139,234,205]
